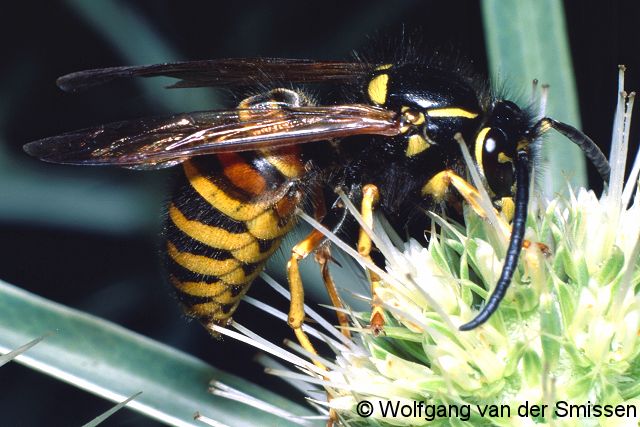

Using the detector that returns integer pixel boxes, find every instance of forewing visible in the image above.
[57,58,372,92]
[24,105,401,168]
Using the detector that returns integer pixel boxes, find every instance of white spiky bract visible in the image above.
[209,70,640,427]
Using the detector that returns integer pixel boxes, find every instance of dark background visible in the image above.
[1,1,638,425]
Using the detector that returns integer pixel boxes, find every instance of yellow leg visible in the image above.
[356,184,386,335]
[423,170,550,253]
[287,228,327,370]
[422,170,511,235]
[315,245,351,339]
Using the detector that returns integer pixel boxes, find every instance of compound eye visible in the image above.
[476,127,514,197]
[483,127,507,156]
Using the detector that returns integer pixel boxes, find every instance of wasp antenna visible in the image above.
[537,118,611,184]
[459,150,530,331]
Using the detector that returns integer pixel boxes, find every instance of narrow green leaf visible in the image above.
[481,0,587,197]
[0,280,313,426]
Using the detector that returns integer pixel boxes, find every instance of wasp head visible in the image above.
[472,100,532,199]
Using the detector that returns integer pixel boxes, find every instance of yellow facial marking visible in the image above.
[167,242,240,276]
[498,152,513,163]
[375,64,393,71]
[499,196,515,222]
[474,127,491,175]
[169,204,255,250]
[367,74,389,105]
[405,134,431,157]
[427,108,479,119]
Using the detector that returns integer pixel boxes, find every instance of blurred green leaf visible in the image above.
[0,279,313,426]
[481,0,587,196]
[0,158,163,233]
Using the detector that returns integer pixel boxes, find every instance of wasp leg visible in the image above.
[287,194,352,365]
[356,184,386,336]
[422,170,511,235]
[423,170,549,251]
[315,245,351,339]
[287,229,327,369]
[311,189,351,338]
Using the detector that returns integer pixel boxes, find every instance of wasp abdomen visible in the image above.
[166,149,304,326]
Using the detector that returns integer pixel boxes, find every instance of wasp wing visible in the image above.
[24,105,401,168]
[57,58,372,92]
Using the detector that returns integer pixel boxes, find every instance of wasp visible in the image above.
[24,55,610,359]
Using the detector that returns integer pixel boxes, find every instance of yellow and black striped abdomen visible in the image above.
[165,148,305,326]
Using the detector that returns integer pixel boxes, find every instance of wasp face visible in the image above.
[473,100,530,198]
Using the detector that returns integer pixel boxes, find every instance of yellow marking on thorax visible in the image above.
[427,107,479,119]
[183,160,269,221]
[375,64,393,71]
[169,204,255,250]
[246,209,296,240]
[474,127,491,175]
[405,134,431,157]
[167,242,240,276]
[367,73,389,105]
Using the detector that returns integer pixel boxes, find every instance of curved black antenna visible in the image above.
[535,118,611,183]
[459,150,530,331]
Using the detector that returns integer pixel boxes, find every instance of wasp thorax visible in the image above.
[366,64,483,158]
